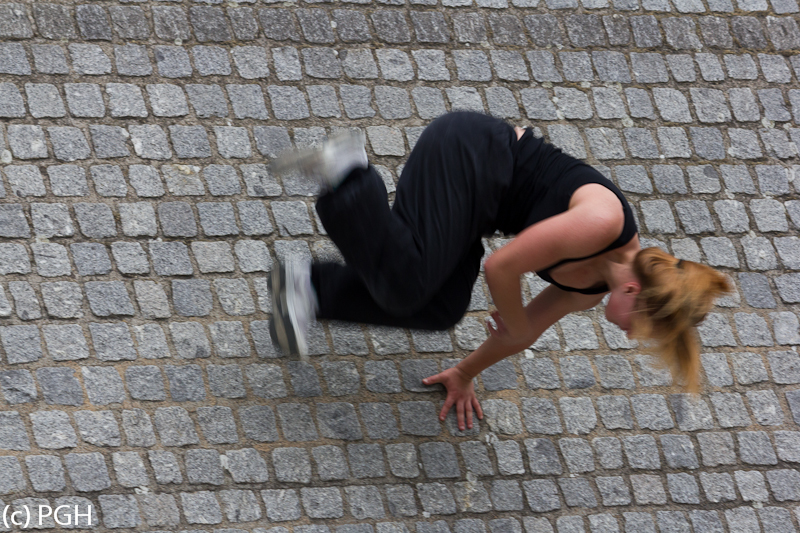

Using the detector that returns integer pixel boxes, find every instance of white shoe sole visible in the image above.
[269,130,367,190]
[270,264,308,358]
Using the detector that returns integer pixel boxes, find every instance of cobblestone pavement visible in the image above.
[0,0,798,532]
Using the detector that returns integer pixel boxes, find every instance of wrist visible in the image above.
[453,364,475,381]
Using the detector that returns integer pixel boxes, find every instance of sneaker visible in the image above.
[270,129,368,192]
[269,262,318,359]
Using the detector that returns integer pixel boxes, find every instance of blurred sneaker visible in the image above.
[270,129,368,192]
[269,261,318,359]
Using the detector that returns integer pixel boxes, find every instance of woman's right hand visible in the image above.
[486,310,533,349]
[423,366,483,431]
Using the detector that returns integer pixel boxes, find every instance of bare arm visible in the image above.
[459,285,604,378]
[424,285,604,430]
[483,187,623,339]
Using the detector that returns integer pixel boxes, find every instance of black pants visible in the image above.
[311,112,518,330]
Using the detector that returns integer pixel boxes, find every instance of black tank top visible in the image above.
[498,128,638,295]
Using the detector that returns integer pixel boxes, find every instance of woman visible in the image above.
[269,111,731,431]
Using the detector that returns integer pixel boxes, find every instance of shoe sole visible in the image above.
[269,146,322,178]
[269,130,366,181]
[269,264,308,358]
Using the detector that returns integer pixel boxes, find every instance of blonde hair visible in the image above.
[630,247,732,393]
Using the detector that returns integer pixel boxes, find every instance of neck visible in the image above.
[603,243,641,291]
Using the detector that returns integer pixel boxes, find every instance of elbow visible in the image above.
[484,253,520,289]
[483,255,502,288]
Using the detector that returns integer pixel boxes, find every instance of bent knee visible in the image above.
[378,288,470,331]
[373,289,430,319]
[428,309,465,331]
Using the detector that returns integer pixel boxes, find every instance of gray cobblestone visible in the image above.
[713,200,748,233]
[669,394,714,431]
[315,402,361,441]
[494,440,525,476]
[758,507,796,531]
[0,411,30,450]
[6,166,45,197]
[154,46,192,79]
[556,53,590,83]
[196,406,238,445]
[8,281,41,321]
[348,443,385,479]
[29,45,65,76]
[97,494,141,529]
[111,451,147,488]
[399,401,440,436]
[65,452,111,491]
[0,3,31,39]
[0,325,40,365]
[154,406,199,447]
[384,442,418,479]
[308,446,346,482]
[233,406,277,445]
[0,83,24,121]
[525,438,563,475]
[559,477,598,508]
[8,125,47,160]
[523,13,563,46]
[746,390,783,425]
[697,432,736,466]
[49,165,89,196]
[90,165,127,197]
[622,513,657,533]
[595,396,633,430]
[67,43,111,75]
[180,491,222,525]
[186,449,224,485]
[418,483,457,515]
[523,479,560,513]
[120,410,155,449]
[85,281,134,317]
[37,367,83,406]
[111,46,151,79]
[26,83,65,118]
[482,359,517,391]
[260,489,301,522]
[26,455,65,492]
[632,394,674,430]
[30,203,72,239]
[630,475,666,505]
[50,128,92,163]
[696,54,726,81]
[126,366,166,401]
[173,280,212,317]
[165,364,206,402]
[0,370,36,405]
[129,125,171,160]
[559,438,595,474]
[520,358,560,389]
[738,431,778,465]
[137,493,179,527]
[630,15,661,47]
[79,366,124,408]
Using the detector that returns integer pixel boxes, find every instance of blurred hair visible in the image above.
[630,247,732,393]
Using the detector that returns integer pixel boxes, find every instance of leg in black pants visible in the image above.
[311,112,517,330]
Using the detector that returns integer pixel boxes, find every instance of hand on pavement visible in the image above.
[422,366,483,431]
